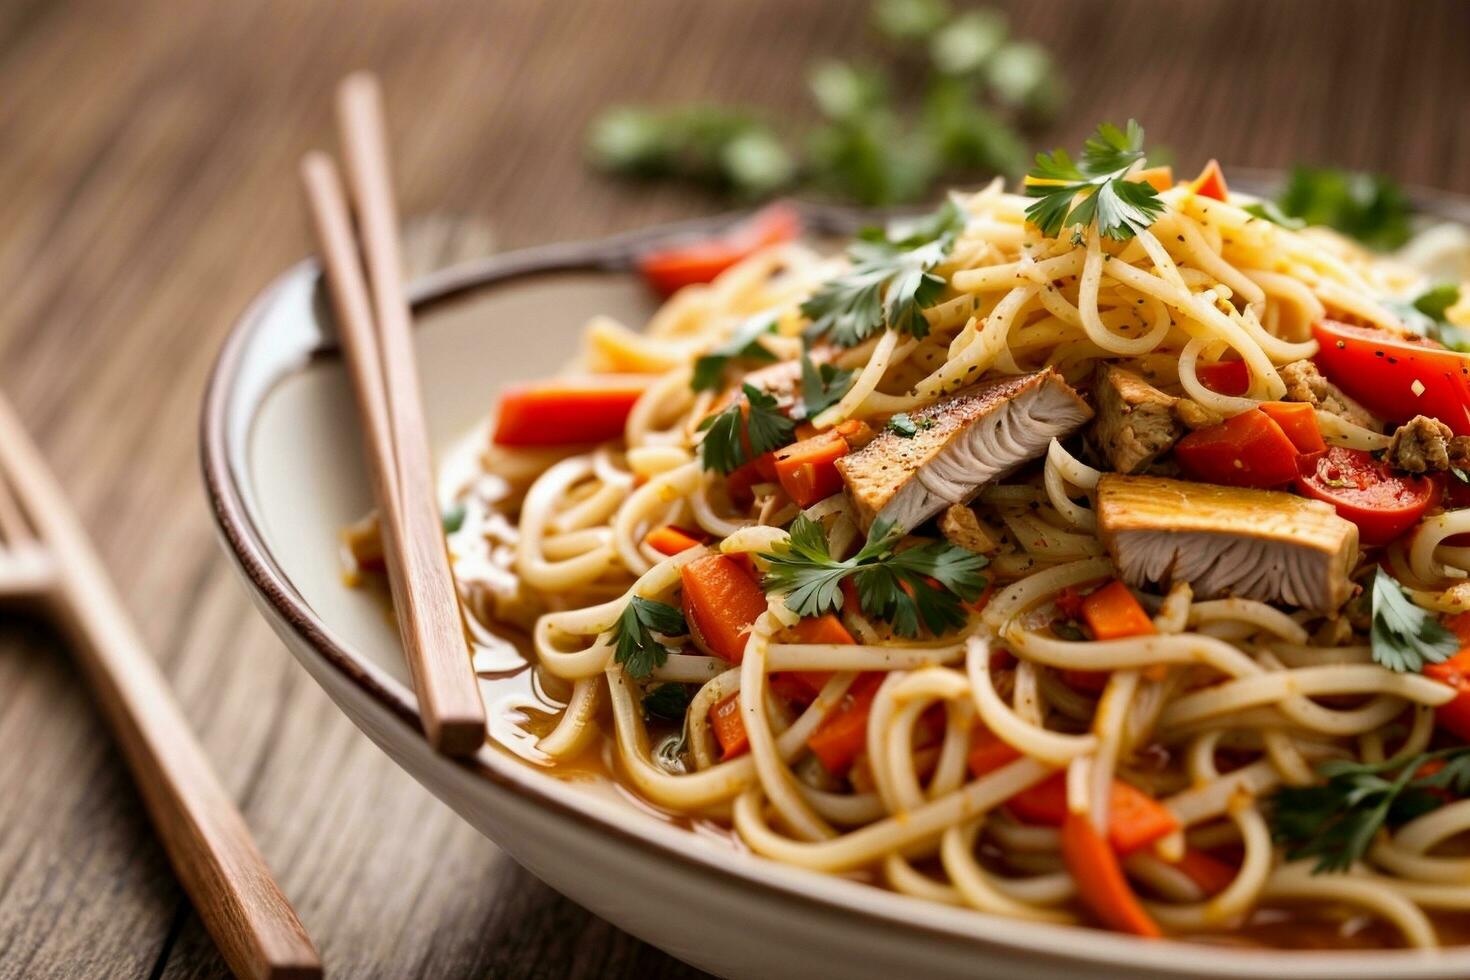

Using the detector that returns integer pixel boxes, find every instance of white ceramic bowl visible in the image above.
[202,197,1470,979]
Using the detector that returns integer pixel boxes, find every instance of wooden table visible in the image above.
[0,0,1466,976]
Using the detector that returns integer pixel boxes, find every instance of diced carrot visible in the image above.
[1194,358,1250,396]
[1062,811,1162,938]
[680,555,769,663]
[638,203,802,296]
[967,726,1024,777]
[644,525,705,556]
[1080,580,1156,641]
[711,692,748,758]
[1174,848,1237,897]
[1424,648,1470,742]
[807,673,884,773]
[1130,165,1174,192]
[769,673,817,704]
[1107,781,1181,854]
[773,430,850,507]
[1189,159,1229,202]
[791,613,856,646]
[1259,401,1327,454]
[492,376,651,447]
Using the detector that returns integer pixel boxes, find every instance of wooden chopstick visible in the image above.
[299,74,485,756]
[0,391,320,980]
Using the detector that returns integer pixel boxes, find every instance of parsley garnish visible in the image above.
[886,412,933,437]
[1242,200,1306,230]
[610,596,688,680]
[642,682,694,722]
[1370,568,1458,673]
[691,316,778,392]
[1271,747,1470,873]
[1024,120,1164,241]
[800,201,963,347]
[698,383,797,474]
[1275,166,1412,251]
[760,514,988,638]
[795,351,854,420]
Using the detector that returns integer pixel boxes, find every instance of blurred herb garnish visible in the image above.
[1262,166,1414,250]
[586,0,1064,205]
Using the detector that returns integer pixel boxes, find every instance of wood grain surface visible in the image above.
[0,1,1466,977]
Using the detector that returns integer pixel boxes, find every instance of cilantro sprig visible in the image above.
[642,682,694,722]
[691,316,778,392]
[1370,568,1457,674]
[698,383,797,474]
[1271,747,1470,873]
[800,201,964,347]
[610,596,688,679]
[796,351,854,420]
[760,514,988,638]
[1024,120,1164,241]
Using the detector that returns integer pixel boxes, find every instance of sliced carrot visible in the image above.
[637,203,802,296]
[1130,165,1174,192]
[807,673,884,774]
[1062,811,1162,938]
[1080,580,1156,641]
[1259,401,1327,454]
[680,555,770,663]
[773,430,850,507]
[1174,848,1237,897]
[771,614,853,700]
[1107,781,1180,854]
[492,376,651,447]
[711,692,748,758]
[1189,159,1229,202]
[644,525,705,556]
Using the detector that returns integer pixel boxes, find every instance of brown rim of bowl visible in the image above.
[200,185,1470,975]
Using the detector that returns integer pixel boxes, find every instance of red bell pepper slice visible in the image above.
[637,203,802,295]
[1173,408,1301,488]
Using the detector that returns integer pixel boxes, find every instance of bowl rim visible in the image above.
[201,183,1470,976]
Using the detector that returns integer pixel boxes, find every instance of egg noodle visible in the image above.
[442,176,1470,948]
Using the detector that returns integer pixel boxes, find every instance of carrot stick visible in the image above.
[1080,580,1156,641]
[806,673,884,773]
[680,554,769,663]
[1062,812,1162,938]
[711,692,748,758]
[492,376,651,446]
[644,525,704,556]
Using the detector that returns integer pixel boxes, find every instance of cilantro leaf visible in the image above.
[796,352,854,420]
[1370,568,1457,673]
[801,201,963,346]
[610,596,687,680]
[642,682,694,722]
[698,383,797,474]
[759,515,987,638]
[886,412,933,437]
[1385,284,1470,351]
[1024,120,1164,241]
[1271,747,1470,873]
[691,316,778,392]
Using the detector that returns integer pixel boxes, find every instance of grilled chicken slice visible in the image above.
[836,369,1092,532]
[939,503,1000,554]
[1094,474,1358,612]
[1092,365,1186,473]
[1385,414,1470,474]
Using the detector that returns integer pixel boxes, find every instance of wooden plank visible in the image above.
[0,0,1466,977]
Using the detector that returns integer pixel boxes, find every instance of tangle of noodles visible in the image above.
[370,175,1470,951]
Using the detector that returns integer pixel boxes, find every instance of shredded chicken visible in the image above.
[1279,359,1378,429]
[1385,414,1470,474]
[836,369,1093,532]
[1091,365,1185,473]
[1095,474,1358,612]
[939,504,999,554]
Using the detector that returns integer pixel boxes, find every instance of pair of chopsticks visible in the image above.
[301,74,486,756]
[0,391,319,979]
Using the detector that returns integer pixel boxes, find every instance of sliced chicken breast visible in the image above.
[1095,474,1358,612]
[1091,364,1186,474]
[837,369,1093,532]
